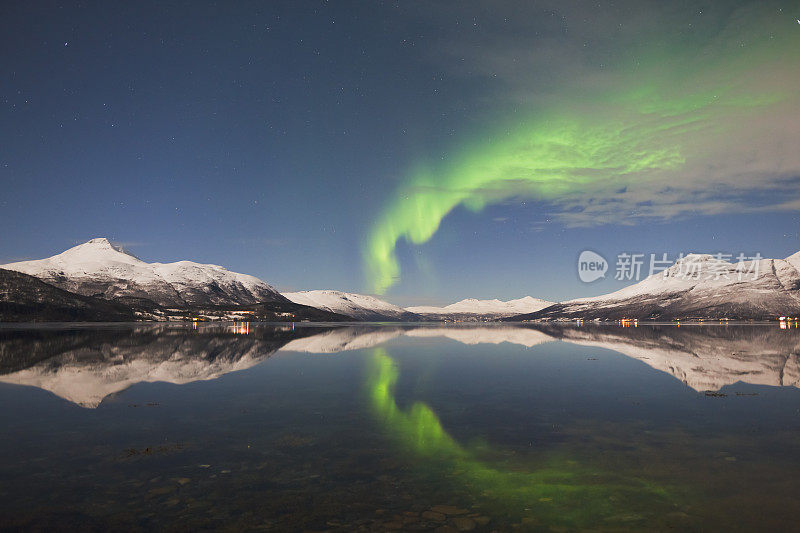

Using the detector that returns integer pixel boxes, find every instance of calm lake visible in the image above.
[1,322,799,531]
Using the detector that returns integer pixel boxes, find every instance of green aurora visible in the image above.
[367,348,680,526]
[363,5,800,293]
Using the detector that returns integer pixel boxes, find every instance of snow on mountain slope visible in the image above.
[0,238,285,307]
[514,252,800,321]
[570,254,790,302]
[406,296,554,318]
[784,250,800,273]
[282,290,418,321]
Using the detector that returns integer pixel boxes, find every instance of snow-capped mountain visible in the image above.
[512,252,800,321]
[1,238,287,308]
[406,296,554,320]
[0,239,554,322]
[0,268,136,322]
[282,290,422,321]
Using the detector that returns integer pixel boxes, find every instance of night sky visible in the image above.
[2,1,799,306]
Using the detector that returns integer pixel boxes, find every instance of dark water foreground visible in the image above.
[1,322,799,532]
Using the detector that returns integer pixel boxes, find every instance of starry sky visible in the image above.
[2,1,799,306]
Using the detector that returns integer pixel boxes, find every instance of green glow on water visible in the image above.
[367,348,679,526]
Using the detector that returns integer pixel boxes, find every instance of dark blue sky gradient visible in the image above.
[2,1,798,305]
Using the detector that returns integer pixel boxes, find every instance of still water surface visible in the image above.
[1,323,799,531]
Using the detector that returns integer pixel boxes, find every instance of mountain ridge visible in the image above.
[508,252,800,321]
[0,239,349,322]
[1,238,287,308]
[406,296,554,320]
[0,268,137,322]
[6,239,800,322]
[282,289,423,321]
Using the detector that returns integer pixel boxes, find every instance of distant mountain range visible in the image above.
[283,290,422,321]
[0,239,348,322]
[2,238,285,307]
[0,238,559,322]
[510,253,800,321]
[3,239,800,322]
[406,296,554,320]
[282,291,553,322]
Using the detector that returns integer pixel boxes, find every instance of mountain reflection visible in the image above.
[0,324,330,407]
[537,324,800,391]
[285,324,800,392]
[1,323,798,407]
